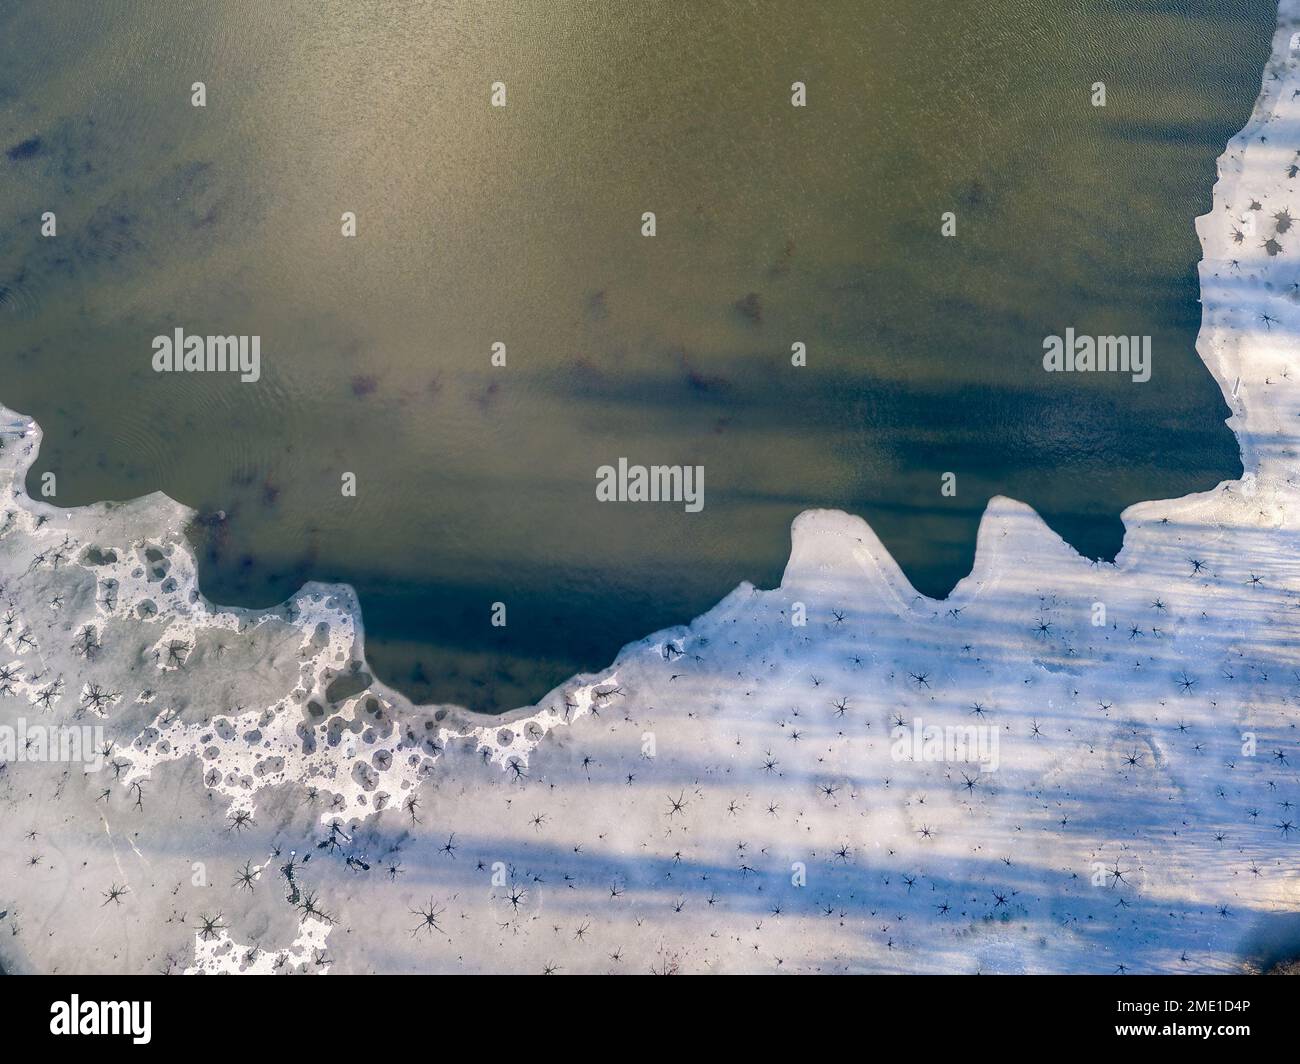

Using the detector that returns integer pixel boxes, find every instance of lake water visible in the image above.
[0,1,1276,710]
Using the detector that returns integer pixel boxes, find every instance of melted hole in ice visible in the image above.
[143,547,170,582]
[80,546,118,566]
[254,756,284,777]
[325,715,363,747]
[361,718,390,744]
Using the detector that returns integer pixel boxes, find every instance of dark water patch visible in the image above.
[80,546,118,566]
[325,669,373,705]
[6,136,42,161]
[1239,912,1300,973]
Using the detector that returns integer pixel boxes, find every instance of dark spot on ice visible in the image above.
[80,546,118,566]
[325,670,371,705]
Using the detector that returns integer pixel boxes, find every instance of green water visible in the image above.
[0,0,1273,710]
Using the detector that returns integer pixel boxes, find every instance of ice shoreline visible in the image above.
[1,5,1298,973]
